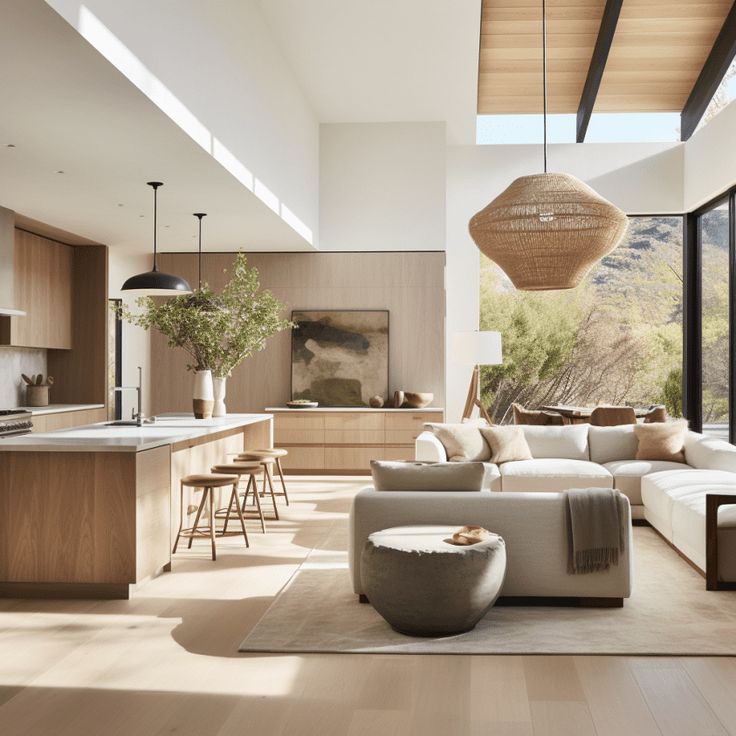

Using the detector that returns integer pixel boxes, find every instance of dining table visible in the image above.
[541,405,649,424]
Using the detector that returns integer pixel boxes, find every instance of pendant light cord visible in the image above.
[147,181,163,273]
[542,0,548,174]
[194,213,207,290]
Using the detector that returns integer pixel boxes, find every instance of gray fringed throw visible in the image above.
[564,488,626,574]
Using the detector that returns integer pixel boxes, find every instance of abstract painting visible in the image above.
[291,310,389,406]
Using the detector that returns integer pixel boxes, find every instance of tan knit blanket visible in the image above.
[564,488,626,574]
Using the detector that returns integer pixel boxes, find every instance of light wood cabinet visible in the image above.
[270,408,444,474]
[1,230,73,349]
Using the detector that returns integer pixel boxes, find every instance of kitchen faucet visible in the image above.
[114,366,153,426]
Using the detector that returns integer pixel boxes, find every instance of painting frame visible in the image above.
[290,309,390,407]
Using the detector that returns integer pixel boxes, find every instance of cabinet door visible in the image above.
[10,230,73,349]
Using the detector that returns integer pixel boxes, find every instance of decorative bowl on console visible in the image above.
[404,392,433,409]
[287,400,319,409]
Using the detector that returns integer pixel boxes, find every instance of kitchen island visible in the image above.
[0,413,272,599]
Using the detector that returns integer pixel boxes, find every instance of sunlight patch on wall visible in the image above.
[75,5,314,246]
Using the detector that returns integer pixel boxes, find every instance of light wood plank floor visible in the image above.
[0,476,735,736]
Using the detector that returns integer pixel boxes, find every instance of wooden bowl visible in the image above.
[404,392,433,409]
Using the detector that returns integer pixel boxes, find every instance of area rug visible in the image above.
[240,527,736,655]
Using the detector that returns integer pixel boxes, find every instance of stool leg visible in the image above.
[188,487,207,549]
[207,487,216,561]
[264,464,279,521]
[232,482,249,548]
[242,473,266,533]
[222,475,238,535]
[172,480,185,554]
[276,457,290,506]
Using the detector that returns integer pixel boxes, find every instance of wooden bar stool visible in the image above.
[211,461,272,533]
[232,455,280,520]
[237,449,290,506]
[173,473,245,561]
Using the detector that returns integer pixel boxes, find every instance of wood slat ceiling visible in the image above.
[478,0,734,115]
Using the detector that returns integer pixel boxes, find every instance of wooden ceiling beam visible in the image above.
[680,1,736,140]
[576,0,624,142]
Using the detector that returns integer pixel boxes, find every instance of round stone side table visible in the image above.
[360,525,507,636]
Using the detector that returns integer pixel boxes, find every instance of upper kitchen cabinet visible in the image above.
[0,229,74,349]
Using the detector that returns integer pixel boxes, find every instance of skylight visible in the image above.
[476,113,681,145]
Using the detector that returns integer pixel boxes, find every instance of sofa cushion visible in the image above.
[499,458,613,492]
[480,425,533,464]
[684,431,736,472]
[424,423,491,462]
[641,469,736,541]
[519,424,590,461]
[603,459,691,506]
[589,425,638,464]
[370,460,497,492]
[634,420,688,463]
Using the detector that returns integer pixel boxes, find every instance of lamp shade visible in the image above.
[452,331,503,366]
[121,269,192,295]
[468,172,629,291]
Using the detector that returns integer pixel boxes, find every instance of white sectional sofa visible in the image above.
[415,423,736,587]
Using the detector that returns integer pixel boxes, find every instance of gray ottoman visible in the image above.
[360,525,507,636]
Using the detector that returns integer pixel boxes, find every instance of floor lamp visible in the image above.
[453,331,503,424]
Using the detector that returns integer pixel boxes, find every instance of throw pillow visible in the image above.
[424,423,491,462]
[370,461,490,492]
[634,419,688,463]
[480,425,533,464]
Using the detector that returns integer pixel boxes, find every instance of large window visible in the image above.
[698,201,730,438]
[479,216,684,423]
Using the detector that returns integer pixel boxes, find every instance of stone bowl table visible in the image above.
[360,525,507,636]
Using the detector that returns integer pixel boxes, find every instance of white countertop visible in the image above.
[17,404,105,416]
[0,413,272,453]
[265,406,443,413]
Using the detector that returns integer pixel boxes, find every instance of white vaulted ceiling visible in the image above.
[0,0,314,253]
[257,0,482,145]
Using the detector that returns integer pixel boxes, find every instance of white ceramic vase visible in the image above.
[212,377,227,417]
[193,369,214,419]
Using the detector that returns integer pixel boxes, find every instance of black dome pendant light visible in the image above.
[121,182,193,295]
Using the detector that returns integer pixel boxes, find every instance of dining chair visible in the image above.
[589,406,637,426]
[512,403,565,426]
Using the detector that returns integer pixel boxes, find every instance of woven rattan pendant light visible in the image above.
[468,0,628,291]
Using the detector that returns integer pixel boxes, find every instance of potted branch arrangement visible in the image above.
[120,253,293,418]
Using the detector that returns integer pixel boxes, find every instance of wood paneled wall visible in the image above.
[48,245,108,405]
[151,252,446,414]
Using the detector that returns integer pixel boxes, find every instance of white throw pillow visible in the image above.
[520,424,590,460]
[589,425,639,464]
[480,425,533,464]
[370,461,490,492]
[424,423,491,462]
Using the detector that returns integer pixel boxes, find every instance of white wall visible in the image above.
[684,99,736,210]
[319,123,447,251]
[108,251,152,419]
[444,141,684,421]
[45,0,319,246]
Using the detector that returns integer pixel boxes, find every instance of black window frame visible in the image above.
[683,185,736,442]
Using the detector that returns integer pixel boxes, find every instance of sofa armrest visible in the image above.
[415,430,447,462]
[706,493,736,591]
[685,431,736,472]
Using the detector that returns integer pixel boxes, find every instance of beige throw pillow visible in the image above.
[480,425,533,464]
[634,419,688,463]
[424,423,491,462]
[370,461,490,492]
